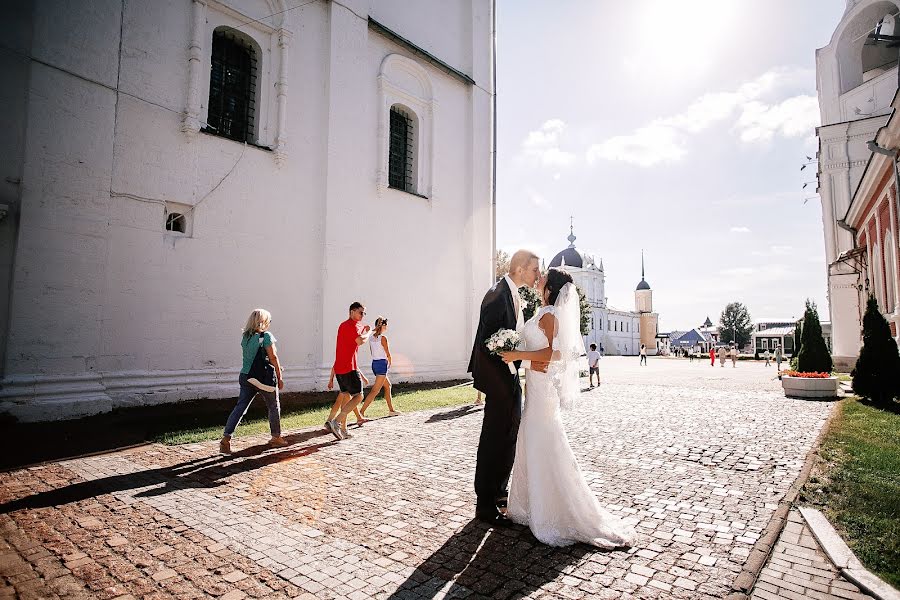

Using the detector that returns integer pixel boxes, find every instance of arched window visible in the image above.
[389,105,417,193]
[207,28,258,143]
[836,2,899,93]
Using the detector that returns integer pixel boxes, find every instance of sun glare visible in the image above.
[627,0,741,80]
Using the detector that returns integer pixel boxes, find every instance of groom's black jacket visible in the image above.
[468,278,519,395]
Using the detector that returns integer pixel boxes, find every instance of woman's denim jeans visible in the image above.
[223,373,281,437]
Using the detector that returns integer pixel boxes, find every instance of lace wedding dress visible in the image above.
[507,305,635,548]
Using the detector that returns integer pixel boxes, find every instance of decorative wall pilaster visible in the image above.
[182,0,207,136]
[273,28,292,164]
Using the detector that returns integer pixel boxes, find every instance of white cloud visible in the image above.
[730,226,751,233]
[520,119,576,168]
[586,67,818,167]
[526,188,552,211]
[586,122,686,167]
[734,95,820,143]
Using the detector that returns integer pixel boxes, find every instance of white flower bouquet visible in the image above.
[486,328,521,374]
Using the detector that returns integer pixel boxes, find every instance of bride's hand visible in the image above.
[499,351,518,363]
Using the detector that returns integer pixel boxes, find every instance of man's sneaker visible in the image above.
[219,438,232,454]
[269,436,289,448]
[326,420,343,440]
[340,425,352,439]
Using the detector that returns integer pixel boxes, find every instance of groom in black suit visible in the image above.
[468,250,541,526]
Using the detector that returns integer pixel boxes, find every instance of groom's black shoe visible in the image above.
[475,508,513,528]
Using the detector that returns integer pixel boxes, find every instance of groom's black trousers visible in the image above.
[474,380,522,512]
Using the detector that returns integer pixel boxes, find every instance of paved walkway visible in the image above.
[751,510,873,600]
[0,358,835,599]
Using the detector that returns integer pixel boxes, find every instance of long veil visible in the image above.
[549,282,584,410]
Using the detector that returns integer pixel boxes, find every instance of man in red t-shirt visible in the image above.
[326,301,370,439]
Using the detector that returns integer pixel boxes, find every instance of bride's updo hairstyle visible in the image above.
[545,267,574,305]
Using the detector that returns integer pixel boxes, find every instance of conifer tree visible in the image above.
[797,300,832,373]
[852,296,900,406]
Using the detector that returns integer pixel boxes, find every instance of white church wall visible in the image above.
[816,0,899,366]
[1,0,493,421]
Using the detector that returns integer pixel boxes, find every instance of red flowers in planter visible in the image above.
[779,370,832,378]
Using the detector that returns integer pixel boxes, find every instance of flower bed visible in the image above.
[779,370,832,378]
[781,373,839,399]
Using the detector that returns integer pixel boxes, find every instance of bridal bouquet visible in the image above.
[486,328,521,374]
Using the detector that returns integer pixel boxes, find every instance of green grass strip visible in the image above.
[800,398,900,588]
[153,384,479,445]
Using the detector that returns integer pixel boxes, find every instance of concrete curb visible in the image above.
[798,507,900,600]
[726,399,843,600]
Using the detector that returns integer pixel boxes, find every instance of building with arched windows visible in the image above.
[0,0,495,420]
[816,0,900,365]
[548,226,660,356]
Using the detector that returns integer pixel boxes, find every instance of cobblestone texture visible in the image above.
[0,358,834,598]
[751,510,874,600]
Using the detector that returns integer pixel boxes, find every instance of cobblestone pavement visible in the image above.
[0,358,835,599]
[750,510,873,600]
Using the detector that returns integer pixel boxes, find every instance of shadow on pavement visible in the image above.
[0,430,335,513]
[0,379,469,471]
[386,520,591,599]
[425,405,482,423]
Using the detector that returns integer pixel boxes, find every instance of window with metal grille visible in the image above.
[388,106,415,192]
[207,29,257,143]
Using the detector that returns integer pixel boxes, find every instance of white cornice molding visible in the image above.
[821,159,870,171]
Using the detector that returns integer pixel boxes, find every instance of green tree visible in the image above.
[796,299,832,373]
[495,249,510,282]
[852,296,900,406]
[718,302,752,347]
[577,286,591,336]
[518,286,541,322]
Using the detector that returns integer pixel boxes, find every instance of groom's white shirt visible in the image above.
[504,275,530,370]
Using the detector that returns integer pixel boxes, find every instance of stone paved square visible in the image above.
[0,358,835,598]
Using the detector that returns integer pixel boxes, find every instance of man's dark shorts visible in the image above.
[336,370,363,395]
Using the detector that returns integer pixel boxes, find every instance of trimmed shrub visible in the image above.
[797,300,832,374]
[852,296,900,407]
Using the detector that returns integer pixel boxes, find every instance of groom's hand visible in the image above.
[531,360,549,373]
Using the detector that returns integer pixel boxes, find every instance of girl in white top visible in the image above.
[359,317,401,418]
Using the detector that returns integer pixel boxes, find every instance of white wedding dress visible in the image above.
[507,305,635,548]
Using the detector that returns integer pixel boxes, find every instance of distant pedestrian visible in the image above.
[639,344,647,366]
[326,302,371,440]
[220,309,288,455]
[359,317,401,418]
[730,345,737,368]
[763,349,771,366]
[587,343,601,387]
[689,350,695,363]
[775,345,783,371]
[709,347,716,366]
[718,346,727,367]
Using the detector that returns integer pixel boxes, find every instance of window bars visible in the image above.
[207,30,257,143]
[388,106,414,192]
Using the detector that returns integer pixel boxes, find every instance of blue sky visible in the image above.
[495,0,846,331]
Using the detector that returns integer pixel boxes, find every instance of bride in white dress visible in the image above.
[500,268,635,549]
